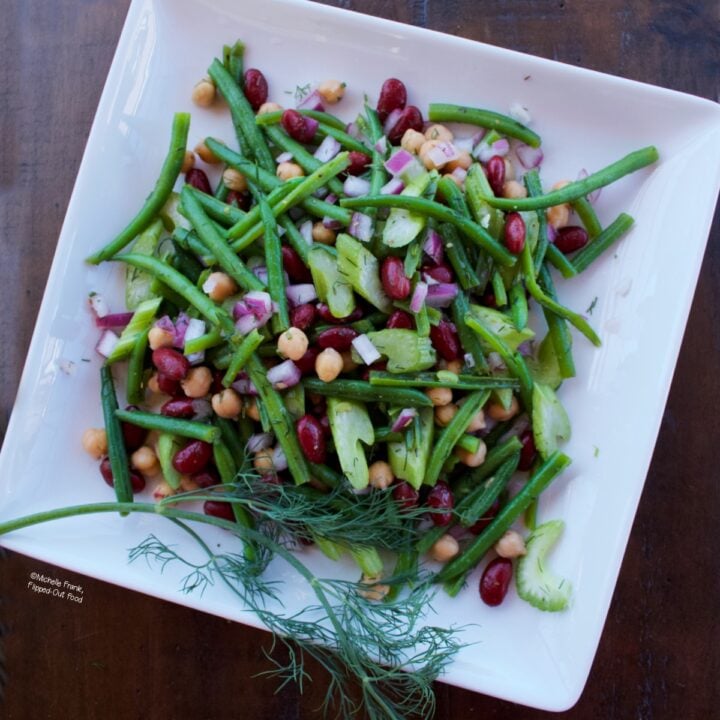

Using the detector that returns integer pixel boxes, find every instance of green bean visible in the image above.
[87,113,190,264]
[222,40,244,84]
[452,435,523,500]
[490,270,508,307]
[214,177,229,202]
[571,196,602,238]
[246,354,311,485]
[440,223,481,291]
[171,247,204,284]
[523,169,550,273]
[126,328,149,406]
[340,195,516,268]
[222,329,264,387]
[185,185,245,227]
[149,277,186,310]
[362,104,387,251]
[538,265,575,379]
[436,451,571,582]
[115,409,220,443]
[451,292,489,374]
[278,215,311,264]
[302,378,433,408]
[262,125,344,196]
[260,195,290,331]
[572,212,635,273]
[463,314,534,410]
[308,463,343,489]
[520,242,601,346]
[424,391,489,487]
[373,427,404,443]
[172,228,214,263]
[215,418,246,468]
[508,281,528,330]
[100,367,133,511]
[208,59,275,172]
[544,243,578,279]
[479,147,659,210]
[184,327,224,356]
[157,433,183,489]
[114,254,234,333]
[368,371,519,392]
[179,186,264,292]
[456,434,481,454]
[428,103,542,148]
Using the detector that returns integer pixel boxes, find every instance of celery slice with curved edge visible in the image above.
[526,333,564,390]
[307,245,356,318]
[125,219,164,310]
[362,329,437,373]
[382,171,432,248]
[326,398,374,489]
[336,233,392,313]
[105,297,162,364]
[516,519,571,612]
[387,407,434,489]
[468,304,535,352]
[532,382,571,458]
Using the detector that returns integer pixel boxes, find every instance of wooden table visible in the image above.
[1,1,718,718]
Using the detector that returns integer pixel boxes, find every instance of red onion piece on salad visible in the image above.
[232,374,258,396]
[247,432,274,453]
[382,107,403,136]
[183,318,206,363]
[297,89,325,111]
[95,312,134,329]
[380,178,405,195]
[391,408,417,432]
[425,283,459,308]
[451,167,468,183]
[252,265,270,286]
[267,360,301,389]
[173,313,190,347]
[384,149,415,176]
[423,229,444,264]
[463,352,476,368]
[299,220,314,245]
[286,283,318,307]
[475,138,510,163]
[374,135,388,154]
[343,175,371,198]
[95,330,119,358]
[191,399,213,419]
[409,281,428,313]
[275,151,293,164]
[313,135,341,162]
[272,445,288,472]
[88,293,109,318]
[322,216,343,230]
[427,141,460,167]
[349,212,373,242]
[516,142,544,169]
[351,334,381,365]
[345,121,362,140]
[324,193,338,205]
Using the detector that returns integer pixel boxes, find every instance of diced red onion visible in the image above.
[297,89,325,111]
[272,446,288,472]
[451,167,468,183]
[351,334,381,365]
[155,315,175,334]
[471,129,486,146]
[518,341,533,357]
[487,352,506,371]
[247,432,274,453]
[453,137,475,153]
[425,282,459,308]
[312,186,329,199]
[346,121,361,139]
[349,212,373,242]
[509,102,532,124]
[95,312,134,329]
[191,399,212,419]
[463,352,476,368]
[276,151,293,164]
[547,224,557,243]
[88,293,109,318]
[380,178,405,195]
[253,265,269,285]
[374,135,388,154]
[499,414,531,443]
[516,143,544,169]
[183,318,206,364]
[313,135,341,162]
[232,374,258,396]
[475,138,510,163]
[343,175,371,198]
[427,141,460,167]
[286,283,318,306]
[391,408,417,432]
[244,291,273,321]
[577,168,602,204]
[383,108,403,136]
[235,313,263,335]
[299,220,314,245]
[95,330,119,358]
[173,313,190,347]
[267,360,301,389]
[422,272,439,286]
[423,229,444,264]
[325,193,338,205]
[322,216,343,230]
[409,281,428,313]
[384,149,415,177]
[303,116,319,140]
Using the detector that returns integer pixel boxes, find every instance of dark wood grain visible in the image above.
[1,1,719,718]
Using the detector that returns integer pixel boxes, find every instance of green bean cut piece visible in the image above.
[572,212,635,273]
[368,371,519,392]
[185,185,246,227]
[452,435,524,500]
[544,244,578,279]
[184,327,224,356]
[100,367,133,511]
[259,195,290,331]
[571,195,602,238]
[126,328,150,406]
[105,297,162,364]
[222,329,264,387]
[87,113,190,264]
[538,266,576,379]
[115,409,220,443]
[302,378,433,408]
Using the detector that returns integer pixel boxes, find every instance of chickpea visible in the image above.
[202,271,238,302]
[358,574,390,602]
[368,461,394,490]
[257,101,283,115]
[194,139,221,164]
[312,221,336,245]
[315,348,343,382]
[502,180,528,199]
[317,79,346,104]
[486,394,520,421]
[438,358,463,374]
[191,78,216,107]
[131,446,159,474]
[277,161,304,180]
[400,128,425,154]
[148,326,174,350]
[181,150,195,174]
[444,150,472,173]
[419,140,445,170]
[277,327,309,361]
[426,387,453,406]
[429,534,460,563]
[245,397,261,422]
[494,529,527,559]
[81,428,107,459]
[504,157,516,181]
[180,475,200,492]
[466,409,486,433]
[457,439,488,467]
[254,448,275,475]
[152,480,175,501]
[546,202,570,229]
[211,388,243,419]
[181,366,213,398]
[424,124,453,142]
[222,167,248,192]
[435,403,458,427]
[340,351,358,373]
[147,373,161,394]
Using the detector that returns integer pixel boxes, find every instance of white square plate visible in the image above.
[2,0,720,711]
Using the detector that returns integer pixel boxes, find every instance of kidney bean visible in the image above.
[192,468,221,488]
[430,318,461,361]
[554,225,589,254]
[468,498,501,535]
[380,257,411,300]
[426,480,454,527]
[347,151,372,176]
[185,167,212,194]
[161,397,195,418]
[296,414,327,463]
[386,310,415,330]
[152,347,190,381]
[376,78,407,122]
[392,481,419,510]
[518,430,538,471]
[156,372,180,396]
[226,190,251,211]
[387,105,424,144]
[503,212,526,255]
[211,370,225,395]
[486,155,506,197]
[290,303,317,330]
[480,289,497,308]
[422,263,454,284]
[281,108,316,143]
[203,500,235,522]
[294,346,320,375]
[316,303,363,324]
[243,68,268,111]
[317,326,359,352]
[172,440,213,474]
[100,457,145,493]
[282,245,312,282]
[121,405,146,451]
[479,557,513,606]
